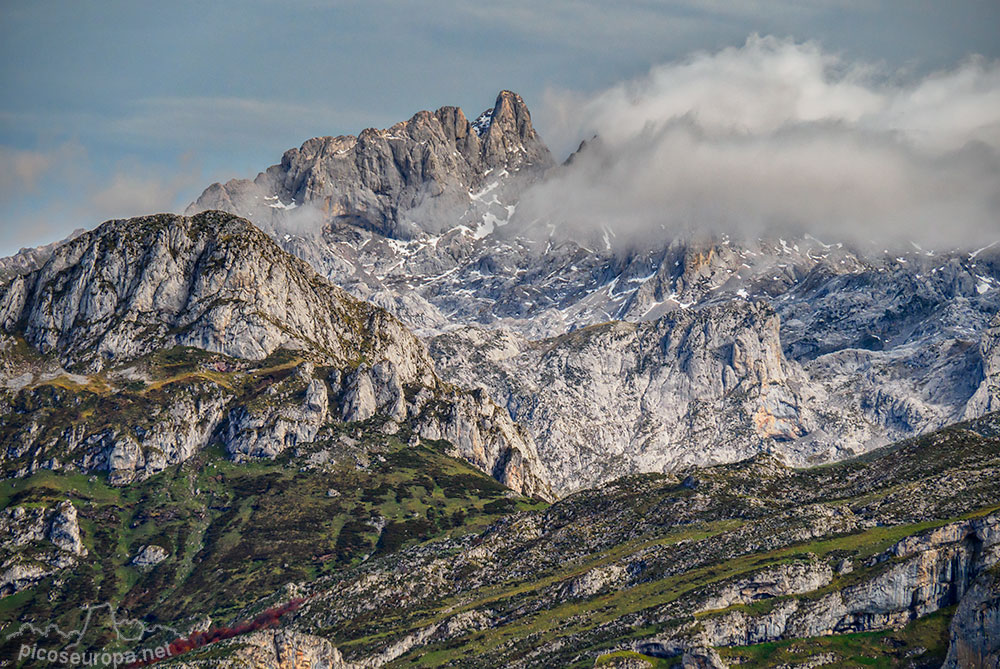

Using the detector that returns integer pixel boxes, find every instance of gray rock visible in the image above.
[187,90,553,240]
[0,211,550,497]
[429,302,813,495]
[48,500,86,556]
[943,571,1000,669]
[0,211,438,382]
[169,629,353,668]
[225,364,330,461]
[177,90,1000,500]
[131,544,168,569]
[0,501,86,596]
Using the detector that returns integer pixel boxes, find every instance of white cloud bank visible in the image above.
[522,36,1000,250]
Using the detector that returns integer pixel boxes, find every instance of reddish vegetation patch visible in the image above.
[127,597,307,667]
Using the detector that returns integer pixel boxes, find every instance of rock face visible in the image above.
[172,630,352,669]
[431,302,815,493]
[187,90,553,240]
[692,515,999,648]
[47,500,86,556]
[0,211,436,377]
[425,253,1000,493]
[944,570,1000,669]
[0,212,551,498]
[0,228,85,281]
[965,312,1000,418]
[411,386,548,497]
[224,363,331,462]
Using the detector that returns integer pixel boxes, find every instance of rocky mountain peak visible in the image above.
[186,91,554,239]
[430,105,473,142]
[0,210,553,497]
[480,90,550,170]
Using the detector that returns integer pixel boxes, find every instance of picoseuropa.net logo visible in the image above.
[7,596,309,667]
[17,643,173,668]
[5,602,181,668]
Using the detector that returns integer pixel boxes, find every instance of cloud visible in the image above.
[0,142,86,198]
[88,163,202,221]
[519,36,1000,250]
[0,147,204,256]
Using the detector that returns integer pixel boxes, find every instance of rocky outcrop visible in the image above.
[332,361,407,424]
[430,301,820,494]
[172,629,353,668]
[412,386,551,499]
[0,211,439,379]
[0,501,86,596]
[224,363,331,461]
[966,313,1000,418]
[696,561,834,614]
[131,544,168,569]
[429,277,1000,495]
[0,372,232,485]
[690,514,1000,651]
[47,500,86,556]
[103,387,231,485]
[0,211,552,496]
[0,228,85,281]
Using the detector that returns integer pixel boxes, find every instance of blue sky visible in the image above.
[1,0,999,255]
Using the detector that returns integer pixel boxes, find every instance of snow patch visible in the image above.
[470,181,501,201]
[471,109,493,137]
[475,213,502,239]
[264,195,298,210]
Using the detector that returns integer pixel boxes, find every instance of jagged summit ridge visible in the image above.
[187,90,553,238]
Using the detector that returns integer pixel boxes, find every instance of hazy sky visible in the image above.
[1,1,999,255]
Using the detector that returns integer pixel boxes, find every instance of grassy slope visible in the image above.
[0,432,545,663]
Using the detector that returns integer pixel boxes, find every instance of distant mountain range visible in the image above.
[183,89,1000,495]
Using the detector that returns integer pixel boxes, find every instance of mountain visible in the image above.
[2,90,999,668]
[0,211,550,498]
[430,293,1000,496]
[185,91,1000,494]
[0,228,85,282]
[0,415,549,661]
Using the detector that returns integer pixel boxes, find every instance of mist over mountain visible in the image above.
[185,37,1000,254]
[522,36,1000,251]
